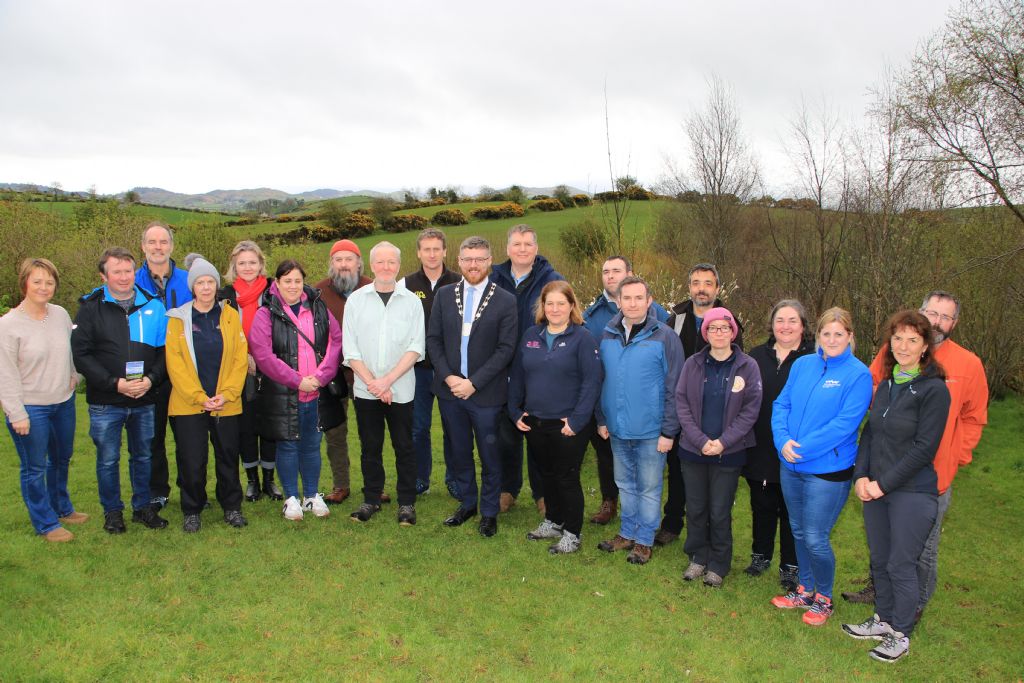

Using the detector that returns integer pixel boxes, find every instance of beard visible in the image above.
[330,269,360,295]
[931,323,948,344]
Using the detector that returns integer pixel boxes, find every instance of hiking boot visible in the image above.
[869,630,910,663]
[589,499,617,525]
[350,502,380,522]
[626,543,652,565]
[780,564,800,592]
[549,530,581,554]
[597,534,635,553]
[653,528,680,546]
[262,468,284,501]
[770,586,815,609]
[397,505,417,526]
[703,570,724,588]
[282,496,303,521]
[802,595,834,626]
[59,511,89,525]
[744,553,771,576]
[103,510,126,534]
[842,577,875,604]
[303,493,330,518]
[182,513,201,533]
[244,468,261,502]
[683,562,707,582]
[44,527,73,542]
[415,479,430,495]
[526,519,564,540]
[149,496,169,510]
[323,487,350,504]
[843,614,893,641]
[499,492,516,512]
[132,504,169,529]
[224,510,248,528]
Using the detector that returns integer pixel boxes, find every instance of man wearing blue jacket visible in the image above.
[595,276,683,565]
[490,224,564,515]
[582,255,668,525]
[135,221,191,509]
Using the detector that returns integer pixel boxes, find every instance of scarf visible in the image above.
[233,275,268,339]
[892,363,921,384]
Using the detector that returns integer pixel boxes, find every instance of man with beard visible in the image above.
[315,240,390,505]
[657,263,744,547]
[426,236,517,537]
[842,290,987,623]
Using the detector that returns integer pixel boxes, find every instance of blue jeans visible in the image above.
[610,436,666,547]
[412,366,453,486]
[275,399,322,499]
[779,467,852,599]
[89,403,155,513]
[6,396,77,534]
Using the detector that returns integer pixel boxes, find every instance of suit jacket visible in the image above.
[426,277,517,406]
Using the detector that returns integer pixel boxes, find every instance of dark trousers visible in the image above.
[171,413,243,515]
[412,366,454,486]
[353,398,416,506]
[239,387,276,468]
[681,460,741,577]
[589,418,617,501]
[746,477,797,566]
[497,414,544,501]
[864,490,937,636]
[149,382,176,498]
[438,398,502,517]
[524,419,593,536]
[660,438,686,534]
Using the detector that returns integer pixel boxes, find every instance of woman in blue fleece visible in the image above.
[769,307,872,627]
[508,281,602,554]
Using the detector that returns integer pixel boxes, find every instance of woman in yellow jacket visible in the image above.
[166,258,250,533]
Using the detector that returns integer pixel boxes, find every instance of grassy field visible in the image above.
[1,392,1021,680]
[28,200,239,225]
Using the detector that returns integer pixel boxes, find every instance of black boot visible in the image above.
[262,467,284,501]
[245,467,261,502]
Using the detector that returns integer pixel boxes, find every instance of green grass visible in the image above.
[28,200,238,225]
[1,395,1021,680]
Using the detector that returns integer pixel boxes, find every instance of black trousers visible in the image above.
[171,413,243,515]
[746,477,797,566]
[239,386,276,468]
[864,490,937,636]
[589,418,617,501]
[498,414,545,501]
[660,438,686,534]
[354,398,416,506]
[681,460,741,577]
[524,418,593,536]
[148,381,176,498]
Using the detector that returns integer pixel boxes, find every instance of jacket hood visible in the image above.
[166,300,228,321]
[79,284,153,307]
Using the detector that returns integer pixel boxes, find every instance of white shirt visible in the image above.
[462,278,488,321]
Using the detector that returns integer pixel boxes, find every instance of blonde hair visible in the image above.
[534,280,584,326]
[815,306,856,353]
[18,258,60,295]
[225,241,267,282]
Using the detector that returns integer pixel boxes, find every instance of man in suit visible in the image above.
[426,236,517,537]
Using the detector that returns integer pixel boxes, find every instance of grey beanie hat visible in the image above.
[187,257,221,291]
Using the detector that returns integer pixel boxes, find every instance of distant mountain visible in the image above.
[126,186,400,210]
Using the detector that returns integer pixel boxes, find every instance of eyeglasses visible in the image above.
[706,325,732,334]
[459,257,490,265]
[920,309,956,323]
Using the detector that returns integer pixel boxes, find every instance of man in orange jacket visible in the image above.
[843,290,988,621]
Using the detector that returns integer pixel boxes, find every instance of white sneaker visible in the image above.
[303,493,330,518]
[282,496,303,521]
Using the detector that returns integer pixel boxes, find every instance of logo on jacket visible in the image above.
[822,379,841,389]
[732,376,745,392]
[526,340,541,349]
[415,291,426,299]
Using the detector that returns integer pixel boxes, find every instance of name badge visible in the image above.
[125,361,144,380]
[462,322,472,336]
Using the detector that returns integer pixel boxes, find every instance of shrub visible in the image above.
[352,208,371,215]
[431,208,469,226]
[593,191,623,203]
[383,213,428,234]
[342,213,376,238]
[470,202,525,220]
[571,194,592,207]
[531,194,550,200]
[559,217,610,263]
[625,186,654,201]
[530,198,564,212]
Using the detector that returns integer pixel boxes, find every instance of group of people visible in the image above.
[0,221,988,664]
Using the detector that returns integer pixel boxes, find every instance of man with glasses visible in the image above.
[842,290,988,623]
[426,236,517,537]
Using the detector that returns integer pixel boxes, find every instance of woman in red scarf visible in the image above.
[220,241,282,502]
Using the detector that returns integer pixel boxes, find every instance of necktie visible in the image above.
[460,285,475,377]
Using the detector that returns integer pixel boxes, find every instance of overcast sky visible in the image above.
[0,0,958,197]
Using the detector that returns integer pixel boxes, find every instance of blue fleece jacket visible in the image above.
[507,323,603,433]
[136,258,192,310]
[771,346,872,475]
[491,255,564,339]
[583,294,668,341]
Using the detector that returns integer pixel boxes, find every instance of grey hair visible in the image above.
[688,262,720,287]
[369,240,401,262]
[921,290,960,320]
[768,298,813,342]
[142,221,174,246]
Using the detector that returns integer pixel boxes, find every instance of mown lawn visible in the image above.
[1,395,1021,680]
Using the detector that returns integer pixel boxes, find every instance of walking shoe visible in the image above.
[59,511,89,525]
[149,496,169,510]
[744,553,771,576]
[132,504,169,529]
[802,595,834,626]
[397,505,417,526]
[770,586,815,609]
[262,468,284,501]
[683,562,707,582]
[182,513,201,533]
[224,510,248,528]
[445,479,460,500]
[549,530,581,554]
[703,570,724,588]
[282,496,304,521]
[843,614,893,641]
[868,630,910,663]
[103,510,126,534]
[589,499,617,525]
[323,487,350,504]
[841,577,875,604]
[43,527,73,542]
[779,564,800,592]
[415,479,430,495]
[303,494,330,518]
[626,544,652,565]
[244,468,262,502]
[597,534,635,553]
[349,503,380,522]
[526,519,564,540]
[653,528,680,546]
[499,492,516,513]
